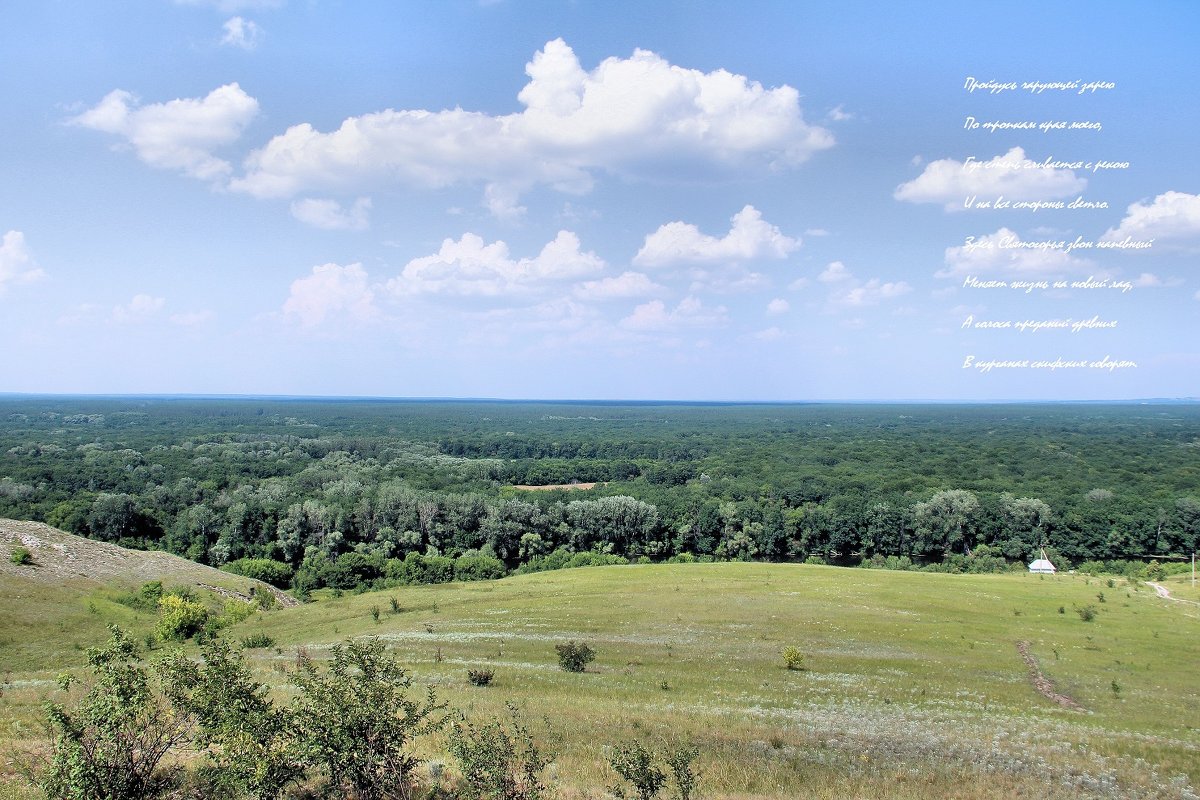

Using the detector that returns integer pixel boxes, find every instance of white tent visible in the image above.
[1028,548,1056,574]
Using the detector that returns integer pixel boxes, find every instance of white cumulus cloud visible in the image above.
[0,231,46,295]
[388,230,604,297]
[71,83,259,182]
[818,261,853,283]
[1102,191,1200,242]
[634,205,799,267]
[894,147,1087,212]
[220,16,262,50]
[766,298,789,315]
[574,271,664,300]
[290,197,372,231]
[619,295,727,331]
[283,263,378,328]
[230,39,832,211]
[814,262,911,309]
[939,227,1092,278]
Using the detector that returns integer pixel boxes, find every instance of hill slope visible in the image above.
[0,518,286,672]
[223,563,1200,799]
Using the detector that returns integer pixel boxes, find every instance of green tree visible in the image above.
[912,489,981,557]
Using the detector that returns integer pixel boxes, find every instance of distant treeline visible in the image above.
[1,398,1197,593]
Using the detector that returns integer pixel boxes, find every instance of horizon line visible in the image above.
[1,391,1198,406]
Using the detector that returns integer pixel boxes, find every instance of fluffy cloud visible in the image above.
[112,294,165,323]
[71,83,258,182]
[283,263,378,327]
[830,278,911,308]
[388,230,604,297]
[766,298,789,315]
[230,39,832,209]
[814,262,911,309]
[634,205,799,267]
[220,16,262,49]
[818,261,853,283]
[894,147,1086,212]
[939,227,1092,278]
[290,197,372,231]
[1102,191,1200,242]
[574,271,664,299]
[0,231,46,295]
[619,295,727,331]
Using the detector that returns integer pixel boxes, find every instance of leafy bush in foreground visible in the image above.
[448,704,553,800]
[26,627,191,800]
[290,638,447,800]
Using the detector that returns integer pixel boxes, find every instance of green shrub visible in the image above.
[10,545,33,566]
[157,594,210,641]
[27,627,191,800]
[607,740,700,800]
[454,553,507,582]
[467,669,495,687]
[666,745,700,800]
[115,580,165,612]
[289,638,447,800]
[448,704,552,800]
[608,741,666,800]
[782,646,805,671]
[159,638,301,800]
[555,641,596,673]
[1076,604,1098,622]
[209,598,256,631]
[240,633,276,649]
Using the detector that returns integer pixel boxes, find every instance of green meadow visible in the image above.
[5,558,1197,799]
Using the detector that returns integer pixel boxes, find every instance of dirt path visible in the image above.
[1146,581,1200,607]
[1015,640,1085,712]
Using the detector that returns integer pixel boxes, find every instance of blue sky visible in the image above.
[2,0,1198,400]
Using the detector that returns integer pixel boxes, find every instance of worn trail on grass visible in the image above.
[1015,640,1085,711]
[1146,581,1200,607]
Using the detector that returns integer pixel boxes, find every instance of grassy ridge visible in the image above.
[3,560,1198,798]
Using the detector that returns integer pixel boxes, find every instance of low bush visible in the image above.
[157,594,210,642]
[10,545,33,565]
[240,633,275,649]
[467,669,495,687]
[782,646,805,671]
[608,740,700,800]
[555,641,596,673]
[608,741,665,800]
[448,704,552,800]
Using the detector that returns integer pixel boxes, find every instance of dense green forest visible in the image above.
[1,397,1197,592]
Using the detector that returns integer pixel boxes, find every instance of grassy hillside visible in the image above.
[226,565,1200,797]
[0,519,280,672]
[3,553,1198,798]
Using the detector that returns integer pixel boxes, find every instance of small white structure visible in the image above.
[1028,548,1056,574]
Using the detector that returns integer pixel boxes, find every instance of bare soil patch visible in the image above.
[1015,640,1085,711]
[1,518,297,607]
